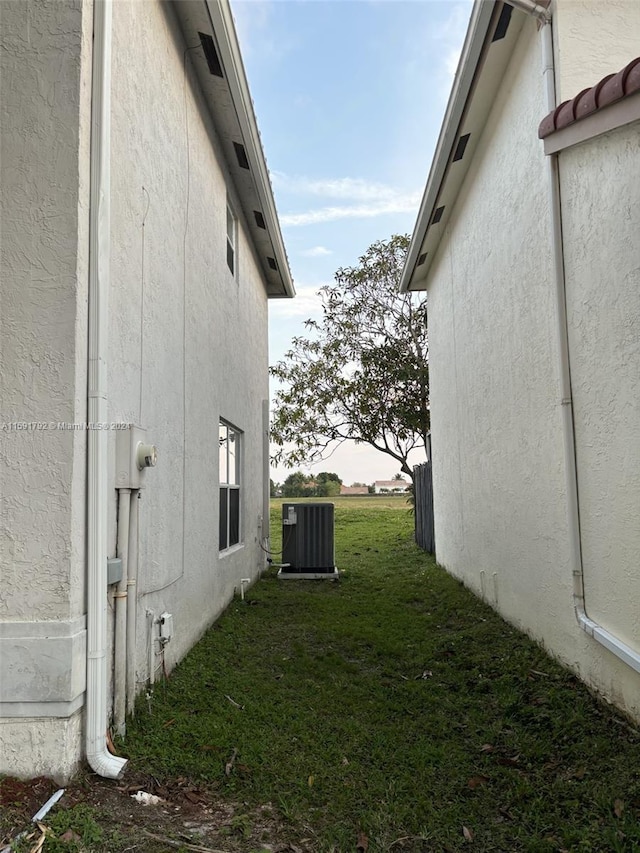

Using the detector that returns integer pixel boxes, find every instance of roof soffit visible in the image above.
[172,0,294,298]
[400,1,527,292]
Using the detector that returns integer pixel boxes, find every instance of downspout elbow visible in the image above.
[87,745,127,780]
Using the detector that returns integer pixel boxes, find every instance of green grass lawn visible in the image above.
[123,496,640,852]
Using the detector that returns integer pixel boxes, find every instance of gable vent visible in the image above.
[432,206,445,225]
[417,253,428,267]
[233,142,250,170]
[452,133,471,162]
[254,210,266,229]
[198,32,223,77]
[267,257,278,271]
[491,4,513,42]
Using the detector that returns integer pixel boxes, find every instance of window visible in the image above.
[219,420,241,551]
[226,200,237,275]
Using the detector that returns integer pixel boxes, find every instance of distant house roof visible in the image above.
[340,486,369,495]
[538,56,640,138]
[375,480,409,488]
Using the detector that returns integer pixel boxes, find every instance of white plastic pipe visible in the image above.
[147,609,156,686]
[114,489,131,735]
[126,491,140,716]
[538,20,640,675]
[510,0,551,23]
[86,0,127,779]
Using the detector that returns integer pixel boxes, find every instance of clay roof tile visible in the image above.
[538,57,640,139]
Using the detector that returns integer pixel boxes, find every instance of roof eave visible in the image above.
[400,0,528,294]
[205,0,294,298]
[173,0,295,299]
[399,0,496,293]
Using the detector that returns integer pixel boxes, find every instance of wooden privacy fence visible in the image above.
[414,461,435,554]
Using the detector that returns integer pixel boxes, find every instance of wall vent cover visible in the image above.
[198,32,223,77]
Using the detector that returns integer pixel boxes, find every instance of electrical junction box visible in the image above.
[279,502,338,579]
[107,557,122,585]
[116,424,157,489]
[159,612,174,642]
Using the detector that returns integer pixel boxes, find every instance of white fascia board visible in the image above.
[399,0,497,293]
[203,0,295,298]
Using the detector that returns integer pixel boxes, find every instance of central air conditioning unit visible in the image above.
[279,502,338,579]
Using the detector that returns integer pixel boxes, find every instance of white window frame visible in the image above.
[219,419,242,552]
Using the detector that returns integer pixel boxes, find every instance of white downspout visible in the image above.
[126,491,140,716]
[537,15,640,674]
[113,488,131,735]
[86,0,128,778]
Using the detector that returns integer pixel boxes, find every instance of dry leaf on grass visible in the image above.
[356,830,369,851]
[462,825,474,842]
[614,799,625,818]
[467,775,490,789]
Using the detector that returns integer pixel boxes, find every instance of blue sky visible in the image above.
[231,0,472,485]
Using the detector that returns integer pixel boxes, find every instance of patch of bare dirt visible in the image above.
[1,770,317,852]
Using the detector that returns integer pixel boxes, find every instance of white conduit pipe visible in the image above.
[126,491,140,716]
[114,489,131,735]
[86,0,127,779]
[538,19,640,675]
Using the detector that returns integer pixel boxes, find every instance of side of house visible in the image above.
[401,0,640,719]
[0,0,293,780]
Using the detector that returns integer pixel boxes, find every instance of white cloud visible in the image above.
[300,246,333,257]
[435,2,473,87]
[280,192,421,227]
[272,172,403,202]
[269,283,325,319]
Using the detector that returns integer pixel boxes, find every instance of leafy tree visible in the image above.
[271,235,429,481]
[315,471,342,497]
[282,471,315,498]
[280,470,342,498]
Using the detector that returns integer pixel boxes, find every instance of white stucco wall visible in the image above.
[553,0,640,103]
[428,18,572,644]
[107,0,270,686]
[0,0,92,779]
[426,12,640,718]
[560,121,640,703]
[1,0,272,779]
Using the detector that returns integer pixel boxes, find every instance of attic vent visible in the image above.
[233,142,250,170]
[417,253,428,267]
[254,210,266,229]
[198,32,223,77]
[491,4,513,42]
[452,133,471,162]
[267,257,278,271]
[432,206,445,224]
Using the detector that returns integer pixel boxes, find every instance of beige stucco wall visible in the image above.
[560,121,640,698]
[426,15,640,719]
[1,0,272,778]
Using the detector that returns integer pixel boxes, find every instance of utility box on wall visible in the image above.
[279,503,338,579]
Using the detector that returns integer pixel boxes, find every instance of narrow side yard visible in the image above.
[2,497,639,852]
